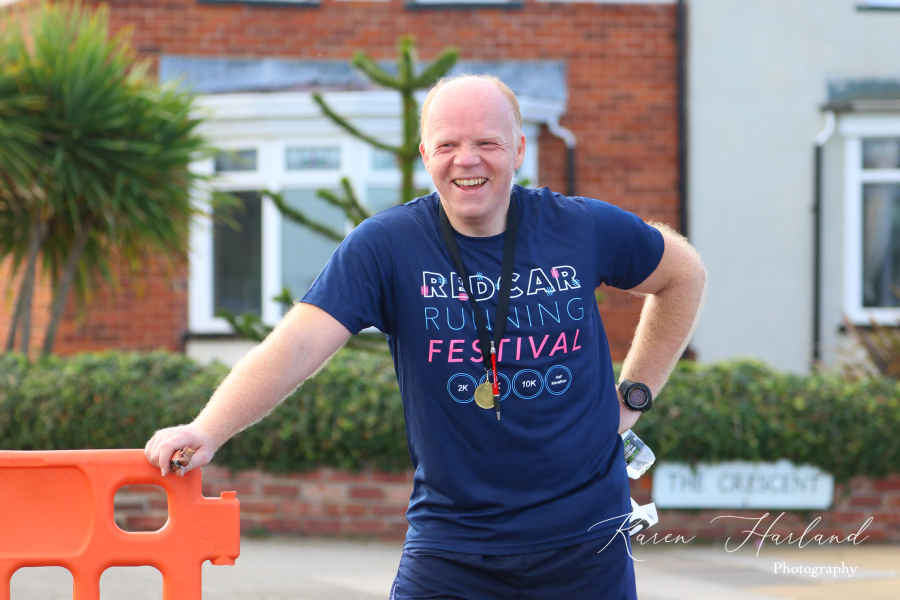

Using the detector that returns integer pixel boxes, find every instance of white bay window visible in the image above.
[841,115,900,323]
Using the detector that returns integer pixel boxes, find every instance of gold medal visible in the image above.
[474,382,495,409]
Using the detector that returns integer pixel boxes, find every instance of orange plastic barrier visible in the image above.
[0,449,240,600]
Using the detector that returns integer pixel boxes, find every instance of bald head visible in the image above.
[420,74,522,145]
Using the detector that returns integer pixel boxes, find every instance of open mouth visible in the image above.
[453,178,487,191]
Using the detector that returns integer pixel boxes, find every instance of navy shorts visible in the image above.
[389,532,637,600]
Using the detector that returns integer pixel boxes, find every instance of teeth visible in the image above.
[454,178,486,187]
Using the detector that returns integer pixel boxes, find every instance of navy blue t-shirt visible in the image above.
[302,185,664,554]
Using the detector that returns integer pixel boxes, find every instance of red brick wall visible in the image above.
[0,0,39,27]
[0,256,188,357]
[115,467,900,543]
[4,1,679,359]
[115,466,414,538]
[628,472,900,544]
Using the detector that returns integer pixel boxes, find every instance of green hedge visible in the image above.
[0,349,409,472]
[1,352,898,481]
[635,360,900,482]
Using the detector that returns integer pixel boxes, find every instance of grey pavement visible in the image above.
[8,537,899,599]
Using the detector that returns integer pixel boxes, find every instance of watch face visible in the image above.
[629,387,649,408]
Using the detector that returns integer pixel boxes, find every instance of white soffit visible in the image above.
[195,91,567,131]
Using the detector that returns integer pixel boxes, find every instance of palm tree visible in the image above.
[0,2,211,355]
[0,69,44,354]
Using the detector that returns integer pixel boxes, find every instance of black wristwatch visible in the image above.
[618,379,653,412]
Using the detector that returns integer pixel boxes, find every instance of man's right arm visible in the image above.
[144,303,352,476]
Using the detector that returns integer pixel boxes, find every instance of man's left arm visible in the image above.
[618,223,707,433]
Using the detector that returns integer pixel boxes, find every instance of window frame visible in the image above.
[841,113,900,324]
[189,141,274,333]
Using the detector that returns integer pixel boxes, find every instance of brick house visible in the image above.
[0,0,682,364]
[686,0,900,373]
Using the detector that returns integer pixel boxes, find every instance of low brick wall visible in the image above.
[115,466,413,539]
[114,468,900,543]
[628,473,900,543]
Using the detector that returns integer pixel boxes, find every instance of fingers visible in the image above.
[175,442,213,476]
[144,428,180,475]
[143,426,215,477]
[188,445,215,475]
[143,428,168,469]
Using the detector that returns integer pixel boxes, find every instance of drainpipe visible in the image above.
[812,110,836,366]
[546,117,577,197]
[677,0,688,237]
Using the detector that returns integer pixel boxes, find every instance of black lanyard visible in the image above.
[438,193,519,420]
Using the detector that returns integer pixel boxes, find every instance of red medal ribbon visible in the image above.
[490,350,499,396]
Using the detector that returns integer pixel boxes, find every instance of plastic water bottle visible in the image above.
[622,429,655,479]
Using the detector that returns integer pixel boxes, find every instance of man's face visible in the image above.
[420,80,526,236]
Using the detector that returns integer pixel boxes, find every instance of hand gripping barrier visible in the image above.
[0,449,240,600]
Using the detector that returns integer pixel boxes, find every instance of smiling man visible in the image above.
[420,77,526,237]
[146,74,706,600]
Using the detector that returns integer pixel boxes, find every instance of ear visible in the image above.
[513,133,526,170]
[420,141,431,174]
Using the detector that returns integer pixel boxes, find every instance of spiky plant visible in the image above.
[0,2,210,355]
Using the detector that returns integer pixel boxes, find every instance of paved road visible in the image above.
[9,537,898,599]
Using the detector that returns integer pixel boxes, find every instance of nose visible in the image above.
[454,143,482,168]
